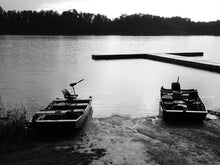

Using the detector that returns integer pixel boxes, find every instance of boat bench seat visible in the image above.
[52,103,88,110]
[70,99,91,103]
[70,104,88,109]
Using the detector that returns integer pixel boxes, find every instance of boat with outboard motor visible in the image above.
[29,79,92,130]
[159,78,207,121]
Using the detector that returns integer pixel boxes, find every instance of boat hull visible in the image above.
[30,98,92,131]
[159,101,207,121]
[159,84,207,122]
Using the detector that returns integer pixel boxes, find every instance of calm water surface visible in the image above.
[0,35,220,118]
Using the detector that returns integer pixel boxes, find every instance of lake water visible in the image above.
[1,35,220,118]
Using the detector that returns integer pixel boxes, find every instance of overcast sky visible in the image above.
[1,0,220,22]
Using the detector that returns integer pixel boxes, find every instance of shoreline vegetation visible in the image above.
[0,6,220,36]
[0,108,29,155]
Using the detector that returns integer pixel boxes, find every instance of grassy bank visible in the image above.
[0,104,31,154]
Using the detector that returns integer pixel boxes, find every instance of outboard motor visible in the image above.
[69,79,84,96]
[62,79,84,100]
[171,77,181,91]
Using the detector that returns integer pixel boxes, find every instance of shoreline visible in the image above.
[1,113,220,164]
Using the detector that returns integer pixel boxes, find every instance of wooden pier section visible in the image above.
[92,52,220,73]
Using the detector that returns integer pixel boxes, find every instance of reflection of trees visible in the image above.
[0,6,220,35]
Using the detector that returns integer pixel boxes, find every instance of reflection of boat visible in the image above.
[159,78,207,121]
[30,79,92,130]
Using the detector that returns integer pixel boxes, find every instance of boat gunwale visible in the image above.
[162,109,208,113]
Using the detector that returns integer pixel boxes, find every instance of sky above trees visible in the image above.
[1,0,220,22]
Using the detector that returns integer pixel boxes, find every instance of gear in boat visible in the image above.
[160,77,207,121]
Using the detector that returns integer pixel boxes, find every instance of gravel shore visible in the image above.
[1,113,220,165]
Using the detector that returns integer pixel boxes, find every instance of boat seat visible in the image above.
[62,89,78,100]
[70,104,88,109]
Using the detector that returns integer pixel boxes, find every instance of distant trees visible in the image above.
[0,6,220,35]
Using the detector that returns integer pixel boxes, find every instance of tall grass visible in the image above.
[0,96,30,154]
[0,107,28,139]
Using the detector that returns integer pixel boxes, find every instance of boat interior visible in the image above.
[32,99,91,121]
[33,101,89,121]
[44,100,90,111]
[160,82,206,111]
[32,109,84,121]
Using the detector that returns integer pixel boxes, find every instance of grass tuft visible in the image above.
[0,97,31,154]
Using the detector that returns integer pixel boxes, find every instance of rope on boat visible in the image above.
[0,80,44,109]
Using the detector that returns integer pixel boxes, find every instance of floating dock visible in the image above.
[92,52,220,73]
[167,52,203,57]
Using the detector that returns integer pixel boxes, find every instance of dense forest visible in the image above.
[1,6,220,35]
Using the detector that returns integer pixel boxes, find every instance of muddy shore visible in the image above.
[1,114,220,165]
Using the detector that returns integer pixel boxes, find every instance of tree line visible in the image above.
[0,6,220,35]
